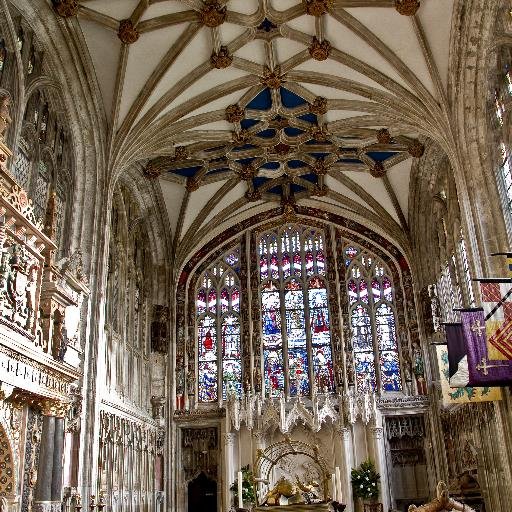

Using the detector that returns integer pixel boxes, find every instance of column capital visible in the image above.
[223,432,237,446]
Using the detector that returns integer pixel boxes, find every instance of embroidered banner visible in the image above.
[444,323,468,387]
[460,308,512,386]
[436,345,501,405]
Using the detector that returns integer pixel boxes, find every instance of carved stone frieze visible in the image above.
[225,104,245,123]
[198,2,227,27]
[52,0,79,18]
[309,37,332,61]
[395,0,420,16]
[210,46,233,68]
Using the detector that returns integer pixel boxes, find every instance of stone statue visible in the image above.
[0,93,11,142]
[413,345,427,395]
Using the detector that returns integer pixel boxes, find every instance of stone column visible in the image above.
[337,426,354,512]
[223,432,236,510]
[35,415,56,503]
[368,424,389,512]
[51,417,65,501]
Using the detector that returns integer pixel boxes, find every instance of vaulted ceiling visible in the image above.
[67,0,455,259]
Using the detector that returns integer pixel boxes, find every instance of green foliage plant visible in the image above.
[351,459,380,500]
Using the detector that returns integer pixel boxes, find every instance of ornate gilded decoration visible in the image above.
[186,177,200,192]
[0,424,14,496]
[225,104,245,123]
[52,0,79,17]
[408,140,425,157]
[245,188,262,202]
[395,0,420,16]
[260,66,285,89]
[369,161,386,178]
[309,125,330,142]
[314,185,329,197]
[309,97,328,115]
[118,19,140,45]
[210,46,232,68]
[232,129,251,145]
[309,37,331,61]
[269,142,291,156]
[173,146,189,161]
[303,0,334,17]
[236,163,257,181]
[144,160,164,179]
[377,128,392,144]
[198,2,227,28]
[311,157,328,175]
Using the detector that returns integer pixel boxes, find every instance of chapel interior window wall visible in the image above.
[194,224,407,404]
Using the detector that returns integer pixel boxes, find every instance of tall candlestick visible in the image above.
[331,473,337,501]
[237,470,243,509]
[335,466,343,504]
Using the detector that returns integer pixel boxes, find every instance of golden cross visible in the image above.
[470,320,486,338]
[475,357,507,376]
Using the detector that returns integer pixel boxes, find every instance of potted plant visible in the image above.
[351,459,381,512]
[230,465,255,510]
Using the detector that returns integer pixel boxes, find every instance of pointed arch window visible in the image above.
[196,247,242,402]
[345,245,402,392]
[258,225,334,397]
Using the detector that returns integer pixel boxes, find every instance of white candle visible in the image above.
[331,473,337,501]
[335,466,343,504]
[237,470,243,509]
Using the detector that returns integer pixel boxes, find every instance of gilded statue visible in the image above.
[262,476,321,506]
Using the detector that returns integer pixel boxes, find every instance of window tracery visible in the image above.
[193,223,406,403]
[345,245,402,393]
[196,247,242,402]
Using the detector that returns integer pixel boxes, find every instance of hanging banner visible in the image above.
[436,345,501,405]
[460,308,512,386]
[444,323,468,387]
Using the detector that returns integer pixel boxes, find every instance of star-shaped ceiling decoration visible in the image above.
[144,85,423,204]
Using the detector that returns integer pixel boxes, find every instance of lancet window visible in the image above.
[196,247,242,402]
[258,226,334,397]
[345,245,402,393]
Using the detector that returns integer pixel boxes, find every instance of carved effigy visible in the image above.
[408,483,475,512]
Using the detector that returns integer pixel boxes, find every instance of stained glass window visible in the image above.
[346,245,402,392]
[258,225,334,397]
[196,247,242,402]
[13,146,30,189]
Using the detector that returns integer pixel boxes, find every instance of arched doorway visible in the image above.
[187,472,217,512]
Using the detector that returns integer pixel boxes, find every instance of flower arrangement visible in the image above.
[350,459,380,500]
[230,465,255,505]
